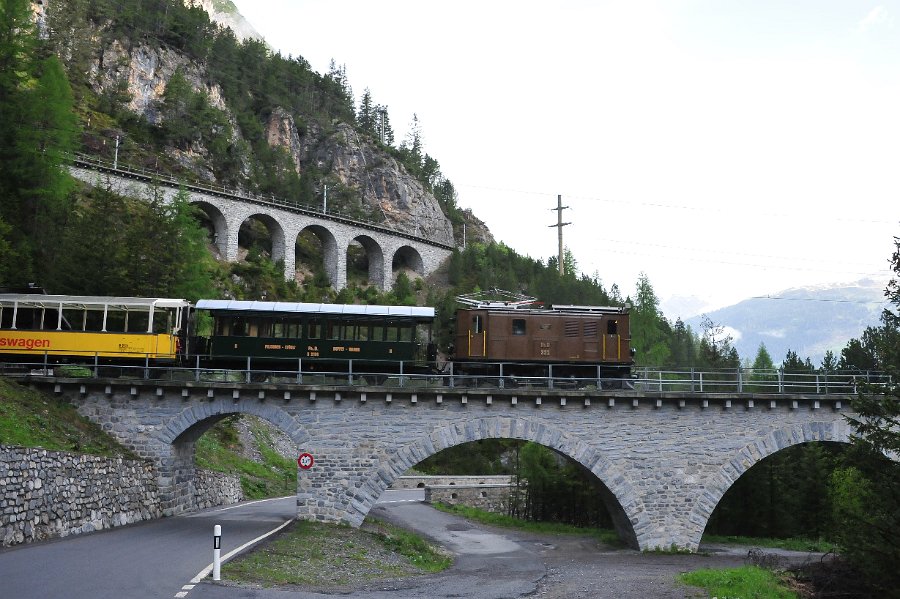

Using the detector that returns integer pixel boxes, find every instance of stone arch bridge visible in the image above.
[25,376,855,552]
[68,156,454,290]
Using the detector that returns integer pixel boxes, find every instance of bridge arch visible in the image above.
[154,402,309,516]
[296,224,340,287]
[391,245,425,282]
[239,213,286,265]
[687,420,853,549]
[345,416,643,548]
[347,234,386,289]
[190,201,228,257]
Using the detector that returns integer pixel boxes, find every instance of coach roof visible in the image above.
[195,299,434,318]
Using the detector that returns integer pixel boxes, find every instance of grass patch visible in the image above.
[433,503,621,545]
[703,534,836,553]
[194,415,296,499]
[222,519,451,588]
[679,565,798,599]
[0,377,136,457]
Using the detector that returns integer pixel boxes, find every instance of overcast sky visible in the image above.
[230,0,900,317]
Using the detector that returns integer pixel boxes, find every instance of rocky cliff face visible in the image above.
[70,2,462,248]
[186,0,268,44]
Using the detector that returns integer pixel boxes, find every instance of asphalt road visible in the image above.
[0,496,297,599]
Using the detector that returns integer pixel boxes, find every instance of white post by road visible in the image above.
[213,524,222,581]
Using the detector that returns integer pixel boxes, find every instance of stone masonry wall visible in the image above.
[194,469,243,509]
[391,475,514,489]
[0,445,161,547]
[0,445,244,547]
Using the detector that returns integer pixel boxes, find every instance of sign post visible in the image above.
[213,524,222,581]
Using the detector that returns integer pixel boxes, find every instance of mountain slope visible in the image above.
[686,279,887,366]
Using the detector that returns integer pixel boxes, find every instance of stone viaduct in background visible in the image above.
[69,158,454,290]
[28,377,854,552]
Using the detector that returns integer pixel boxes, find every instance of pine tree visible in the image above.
[357,88,376,137]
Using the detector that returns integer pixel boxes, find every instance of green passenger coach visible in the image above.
[194,300,435,368]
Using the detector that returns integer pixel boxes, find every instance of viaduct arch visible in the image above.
[30,377,856,551]
[68,161,454,291]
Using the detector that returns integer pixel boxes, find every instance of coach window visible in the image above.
[257,320,272,338]
[307,320,321,339]
[85,309,103,332]
[472,315,483,334]
[328,321,341,340]
[106,310,126,333]
[286,318,301,338]
[512,319,526,336]
[357,323,369,341]
[398,325,413,342]
[385,325,399,342]
[129,311,149,333]
[372,324,384,341]
[0,306,9,329]
[232,317,247,336]
[607,320,618,335]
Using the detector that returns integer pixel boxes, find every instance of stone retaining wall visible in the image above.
[391,474,514,489]
[194,469,244,509]
[425,484,516,514]
[0,445,244,547]
[0,445,161,547]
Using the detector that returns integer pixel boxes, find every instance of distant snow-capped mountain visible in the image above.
[683,278,888,366]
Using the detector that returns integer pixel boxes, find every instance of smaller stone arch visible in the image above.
[239,212,286,265]
[687,420,853,550]
[391,245,425,282]
[346,234,386,290]
[297,224,340,288]
[190,201,228,257]
[344,416,643,548]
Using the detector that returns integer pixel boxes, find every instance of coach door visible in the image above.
[467,311,487,358]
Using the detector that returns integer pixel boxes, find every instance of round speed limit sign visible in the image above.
[297,453,314,470]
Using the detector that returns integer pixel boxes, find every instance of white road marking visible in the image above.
[189,518,294,584]
[186,495,293,516]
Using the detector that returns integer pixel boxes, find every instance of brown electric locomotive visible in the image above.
[452,291,634,385]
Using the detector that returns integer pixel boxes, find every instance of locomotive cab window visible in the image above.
[607,320,618,335]
[512,319,526,336]
[472,315,483,334]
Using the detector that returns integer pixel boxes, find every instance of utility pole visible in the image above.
[113,135,120,170]
[323,184,328,213]
[549,195,570,275]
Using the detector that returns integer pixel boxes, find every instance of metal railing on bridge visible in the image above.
[0,356,890,395]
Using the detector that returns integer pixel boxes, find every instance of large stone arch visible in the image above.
[686,420,853,550]
[190,201,228,257]
[347,234,386,289]
[298,224,340,288]
[343,416,643,548]
[391,245,425,282]
[154,401,309,516]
